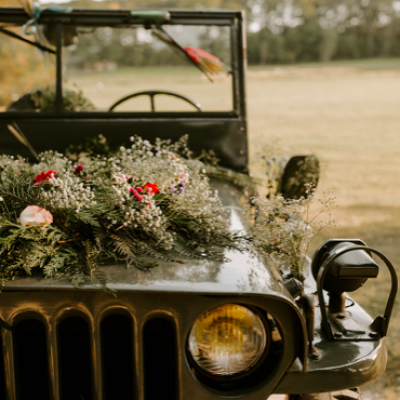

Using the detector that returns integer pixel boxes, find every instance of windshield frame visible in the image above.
[0,8,246,119]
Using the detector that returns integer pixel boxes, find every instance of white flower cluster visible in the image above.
[248,184,337,280]
[42,173,96,213]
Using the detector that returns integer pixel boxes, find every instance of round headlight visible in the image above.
[188,304,267,376]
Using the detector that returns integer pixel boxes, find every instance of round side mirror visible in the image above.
[279,155,319,199]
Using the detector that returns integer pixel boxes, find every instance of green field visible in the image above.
[70,59,400,398]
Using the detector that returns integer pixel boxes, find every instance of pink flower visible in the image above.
[20,206,53,227]
[33,170,57,186]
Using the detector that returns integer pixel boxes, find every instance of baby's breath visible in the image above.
[247,183,336,281]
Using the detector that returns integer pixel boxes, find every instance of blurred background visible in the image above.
[1,0,400,398]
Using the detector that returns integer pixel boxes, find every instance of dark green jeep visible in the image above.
[0,6,397,400]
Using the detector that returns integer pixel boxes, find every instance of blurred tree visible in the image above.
[319,29,338,61]
[246,0,400,63]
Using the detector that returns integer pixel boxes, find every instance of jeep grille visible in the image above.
[0,291,185,400]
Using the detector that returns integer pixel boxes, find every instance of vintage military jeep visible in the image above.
[0,6,397,400]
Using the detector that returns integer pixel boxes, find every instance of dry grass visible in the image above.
[71,59,400,397]
[246,60,400,399]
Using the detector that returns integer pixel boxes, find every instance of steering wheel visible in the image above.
[108,90,203,112]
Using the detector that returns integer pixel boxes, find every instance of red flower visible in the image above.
[142,182,159,194]
[33,170,57,186]
[74,164,84,175]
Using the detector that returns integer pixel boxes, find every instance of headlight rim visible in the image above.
[185,303,273,384]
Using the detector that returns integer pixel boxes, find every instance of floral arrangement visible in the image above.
[247,184,336,282]
[0,136,240,290]
[0,132,336,293]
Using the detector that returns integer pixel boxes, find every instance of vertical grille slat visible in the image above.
[13,319,50,400]
[49,322,61,400]
[101,314,135,399]
[143,318,178,400]
[2,329,16,400]
[93,318,103,400]
[57,316,93,400]
[135,315,145,400]
[0,330,6,400]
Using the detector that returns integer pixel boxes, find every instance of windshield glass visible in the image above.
[1,21,233,113]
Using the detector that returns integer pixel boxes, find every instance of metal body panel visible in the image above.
[2,249,284,295]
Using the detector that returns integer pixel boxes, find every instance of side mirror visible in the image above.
[279,155,319,199]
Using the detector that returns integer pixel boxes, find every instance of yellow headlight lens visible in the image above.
[188,304,267,376]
